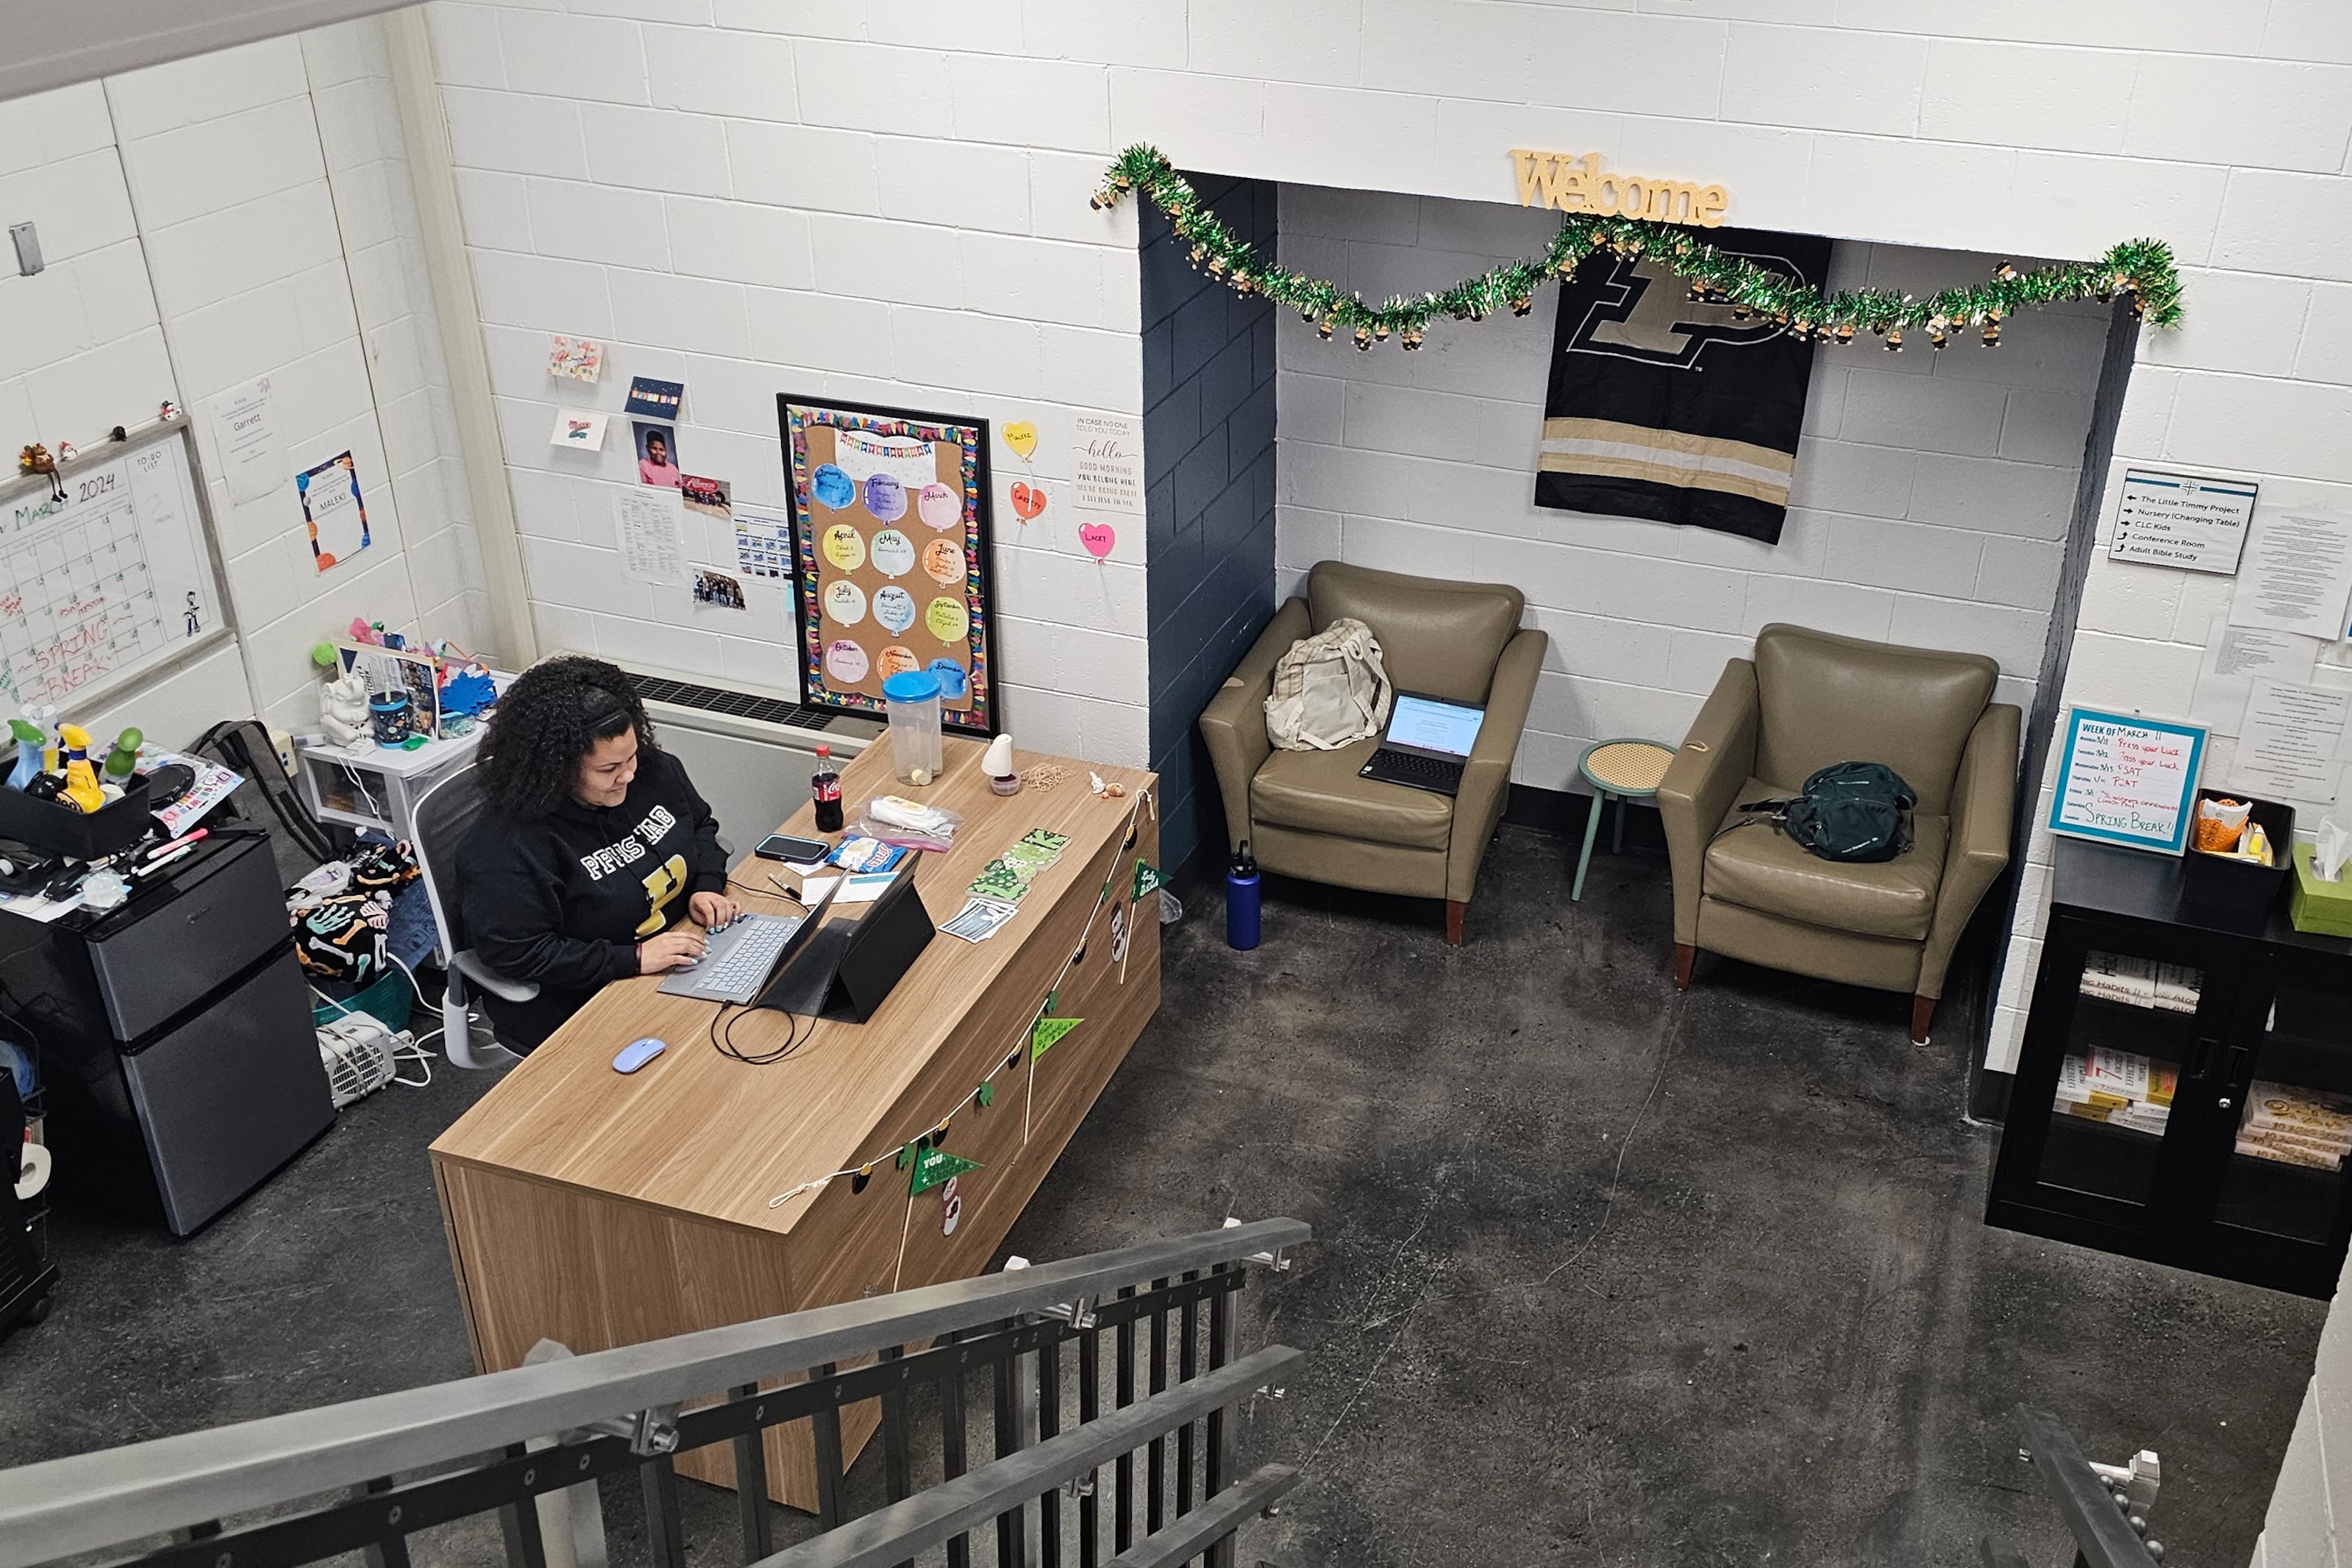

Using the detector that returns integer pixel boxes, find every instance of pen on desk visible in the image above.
[146,827,207,860]
[133,844,199,879]
[766,872,803,901]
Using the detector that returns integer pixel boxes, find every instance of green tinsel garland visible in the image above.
[1091,145,2184,352]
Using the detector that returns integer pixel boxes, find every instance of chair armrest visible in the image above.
[1197,597,1311,855]
[452,949,541,1004]
[1656,658,1760,946]
[1917,702,2020,999]
[1447,628,1548,902]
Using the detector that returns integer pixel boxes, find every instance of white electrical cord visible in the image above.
[309,952,443,1088]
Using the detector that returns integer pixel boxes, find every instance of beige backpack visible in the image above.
[1265,617,1392,751]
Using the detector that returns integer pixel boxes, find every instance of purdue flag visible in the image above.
[1536,227,1832,545]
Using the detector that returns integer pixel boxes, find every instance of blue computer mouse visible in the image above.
[613,1037,666,1074]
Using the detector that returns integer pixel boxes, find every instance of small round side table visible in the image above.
[1574,738,1676,901]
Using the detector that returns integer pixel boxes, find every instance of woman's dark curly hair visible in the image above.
[475,656,658,817]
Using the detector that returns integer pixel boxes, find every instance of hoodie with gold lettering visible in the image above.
[459,747,727,1050]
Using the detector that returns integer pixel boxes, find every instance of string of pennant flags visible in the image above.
[766,786,1164,1222]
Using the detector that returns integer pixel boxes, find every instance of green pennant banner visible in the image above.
[1133,859,1165,899]
[910,1144,980,1195]
[1031,1015,1083,1060]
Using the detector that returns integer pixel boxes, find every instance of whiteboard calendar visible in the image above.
[0,422,224,712]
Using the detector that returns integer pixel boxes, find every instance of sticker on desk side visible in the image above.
[941,897,1019,942]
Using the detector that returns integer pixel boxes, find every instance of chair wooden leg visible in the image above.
[1911,994,1936,1044]
[1672,943,1696,989]
[1444,899,1466,946]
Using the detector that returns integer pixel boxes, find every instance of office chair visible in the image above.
[412,762,527,1070]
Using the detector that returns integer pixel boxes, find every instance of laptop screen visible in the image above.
[1385,694,1484,757]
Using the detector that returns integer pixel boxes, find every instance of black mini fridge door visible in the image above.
[118,947,332,1236]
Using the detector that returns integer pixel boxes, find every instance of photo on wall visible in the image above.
[777,395,998,736]
[635,421,683,488]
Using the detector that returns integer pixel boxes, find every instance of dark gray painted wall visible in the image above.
[1141,173,1278,874]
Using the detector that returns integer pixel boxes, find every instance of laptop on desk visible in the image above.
[1358,691,1486,797]
[656,874,841,1005]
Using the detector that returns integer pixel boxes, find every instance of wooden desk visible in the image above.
[429,739,1160,1507]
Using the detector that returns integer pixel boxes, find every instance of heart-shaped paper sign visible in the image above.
[1079,521,1116,560]
[1011,482,1047,521]
[1003,421,1038,462]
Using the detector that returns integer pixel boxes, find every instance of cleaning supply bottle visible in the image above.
[103,727,142,783]
[56,724,103,813]
[5,720,43,791]
[1225,838,1261,951]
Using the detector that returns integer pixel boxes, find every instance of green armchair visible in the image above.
[1199,561,1547,944]
[1656,623,2020,1043]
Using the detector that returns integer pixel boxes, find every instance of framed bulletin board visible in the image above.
[2048,707,2208,855]
[777,395,998,735]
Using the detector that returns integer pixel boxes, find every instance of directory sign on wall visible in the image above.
[2048,707,2208,856]
[2109,468,2257,574]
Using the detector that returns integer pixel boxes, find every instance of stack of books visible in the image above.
[2235,1082,2352,1171]
[2055,1047,2176,1136]
[2078,952,2202,1013]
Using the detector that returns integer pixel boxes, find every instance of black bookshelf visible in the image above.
[1987,838,2352,1299]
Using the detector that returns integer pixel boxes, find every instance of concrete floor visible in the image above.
[0,823,2325,1567]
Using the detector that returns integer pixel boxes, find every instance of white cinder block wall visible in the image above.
[405,11,2351,1553]
[427,0,1152,763]
[1277,186,2105,786]
[0,21,487,741]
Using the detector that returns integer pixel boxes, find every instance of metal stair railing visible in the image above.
[0,1217,1310,1568]
[1987,1404,2167,1568]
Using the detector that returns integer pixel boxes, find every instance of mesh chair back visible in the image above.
[412,762,485,955]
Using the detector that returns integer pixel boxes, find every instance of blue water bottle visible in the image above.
[1225,838,1261,950]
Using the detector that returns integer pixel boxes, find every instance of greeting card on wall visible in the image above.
[778,395,998,735]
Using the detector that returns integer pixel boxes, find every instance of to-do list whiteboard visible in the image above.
[0,422,226,712]
[2048,707,2208,856]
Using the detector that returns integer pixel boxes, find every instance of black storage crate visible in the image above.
[2179,790,2294,934]
[0,774,153,859]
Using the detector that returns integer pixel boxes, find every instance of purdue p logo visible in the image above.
[1563,251,1802,370]
[636,854,688,937]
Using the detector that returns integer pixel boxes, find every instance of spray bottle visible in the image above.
[4,720,43,791]
[56,724,104,813]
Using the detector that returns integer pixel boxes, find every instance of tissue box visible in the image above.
[2291,842,2352,938]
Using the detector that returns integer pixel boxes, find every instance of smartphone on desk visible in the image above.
[755,833,831,863]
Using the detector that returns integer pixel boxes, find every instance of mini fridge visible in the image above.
[0,830,332,1236]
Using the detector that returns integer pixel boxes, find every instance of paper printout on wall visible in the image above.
[208,375,279,506]
[2228,680,2351,802]
[616,488,688,585]
[2189,611,2321,732]
[2228,510,2352,638]
[1071,414,1144,515]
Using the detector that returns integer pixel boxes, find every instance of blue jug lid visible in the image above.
[882,671,942,702]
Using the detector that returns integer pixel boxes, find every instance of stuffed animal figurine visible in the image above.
[319,666,372,746]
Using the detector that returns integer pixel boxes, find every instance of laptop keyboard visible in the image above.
[663,913,803,1002]
[1367,748,1461,779]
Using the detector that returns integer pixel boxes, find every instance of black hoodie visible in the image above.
[458,747,728,1050]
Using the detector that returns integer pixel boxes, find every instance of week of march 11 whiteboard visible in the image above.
[0,424,222,711]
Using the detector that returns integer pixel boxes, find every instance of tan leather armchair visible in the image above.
[1656,623,2020,1043]
[1199,561,1547,944]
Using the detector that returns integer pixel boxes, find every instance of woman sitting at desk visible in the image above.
[460,656,740,1050]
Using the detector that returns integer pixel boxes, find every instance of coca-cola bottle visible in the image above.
[810,743,844,833]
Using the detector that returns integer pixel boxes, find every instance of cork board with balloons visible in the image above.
[777,396,999,735]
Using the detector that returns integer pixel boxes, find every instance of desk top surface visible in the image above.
[428,738,1157,1233]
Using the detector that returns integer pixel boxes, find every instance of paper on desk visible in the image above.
[2228,510,2352,638]
[797,872,895,905]
[0,888,82,922]
[2189,612,2321,732]
[2227,679,2351,802]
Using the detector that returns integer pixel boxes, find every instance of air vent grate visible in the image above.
[626,671,832,731]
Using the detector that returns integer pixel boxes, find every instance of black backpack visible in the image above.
[1737,762,1917,863]
[190,719,353,885]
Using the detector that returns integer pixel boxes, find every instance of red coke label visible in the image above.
[813,776,841,802]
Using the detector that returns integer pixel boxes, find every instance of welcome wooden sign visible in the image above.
[1511,149,1729,228]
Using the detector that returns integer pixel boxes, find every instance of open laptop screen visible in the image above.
[1384,693,1484,757]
